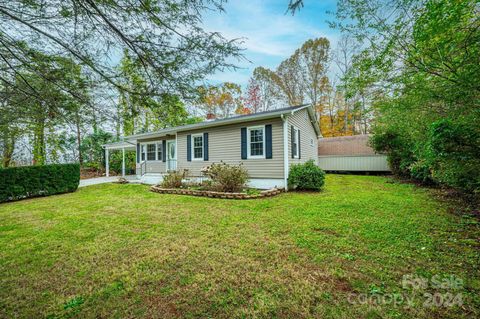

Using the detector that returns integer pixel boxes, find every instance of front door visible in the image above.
[167,140,177,171]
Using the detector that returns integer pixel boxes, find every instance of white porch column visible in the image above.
[105,148,109,177]
[122,147,125,177]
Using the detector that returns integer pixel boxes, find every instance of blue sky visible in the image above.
[203,0,339,87]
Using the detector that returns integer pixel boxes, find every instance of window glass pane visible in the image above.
[249,128,264,156]
[293,129,299,157]
[194,147,203,158]
[147,144,156,160]
[193,135,203,159]
[141,145,146,161]
[193,136,202,147]
[250,129,263,142]
[169,142,176,159]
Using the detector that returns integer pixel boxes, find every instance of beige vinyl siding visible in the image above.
[177,118,285,179]
[135,137,174,175]
[288,108,319,166]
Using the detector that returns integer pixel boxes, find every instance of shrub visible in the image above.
[370,112,480,198]
[288,160,325,191]
[409,159,433,184]
[202,162,249,192]
[369,130,415,177]
[161,170,186,188]
[0,163,80,203]
[428,119,480,194]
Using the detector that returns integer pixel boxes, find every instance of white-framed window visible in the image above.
[293,127,300,159]
[247,126,265,158]
[146,143,156,161]
[157,142,163,161]
[310,138,314,147]
[192,133,203,160]
[140,142,163,161]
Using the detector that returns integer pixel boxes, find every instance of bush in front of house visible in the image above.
[288,160,325,191]
[203,162,249,192]
[0,163,80,203]
[161,170,186,188]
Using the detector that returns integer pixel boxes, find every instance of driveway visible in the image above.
[79,175,138,187]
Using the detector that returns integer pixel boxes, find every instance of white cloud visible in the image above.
[202,0,340,86]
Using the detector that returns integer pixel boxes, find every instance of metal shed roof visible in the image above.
[318,135,379,156]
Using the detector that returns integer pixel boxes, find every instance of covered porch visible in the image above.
[135,132,178,177]
[103,141,137,177]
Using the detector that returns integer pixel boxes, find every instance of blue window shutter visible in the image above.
[136,143,140,163]
[162,140,166,162]
[241,127,247,159]
[203,133,209,161]
[187,135,192,161]
[291,125,295,158]
[265,124,272,159]
[298,130,301,159]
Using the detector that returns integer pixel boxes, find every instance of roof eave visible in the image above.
[102,141,137,150]
[125,105,312,142]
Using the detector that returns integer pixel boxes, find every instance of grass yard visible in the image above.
[0,175,479,318]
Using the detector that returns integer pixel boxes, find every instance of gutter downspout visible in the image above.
[281,114,289,191]
[175,132,178,171]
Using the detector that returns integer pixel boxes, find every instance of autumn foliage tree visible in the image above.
[242,79,262,114]
[245,36,374,137]
[197,83,243,119]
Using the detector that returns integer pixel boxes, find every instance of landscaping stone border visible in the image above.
[150,186,283,199]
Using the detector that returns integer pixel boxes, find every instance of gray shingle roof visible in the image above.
[123,104,316,141]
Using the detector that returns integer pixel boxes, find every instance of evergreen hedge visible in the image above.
[0,163,80,203]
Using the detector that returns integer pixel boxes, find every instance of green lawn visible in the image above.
[0,175,478,318]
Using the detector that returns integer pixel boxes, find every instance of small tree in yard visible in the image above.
[288,160,325,191]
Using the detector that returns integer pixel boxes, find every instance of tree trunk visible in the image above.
[329,108,334,130]
[344,95,349,133]
[115,104,121,138]
[32,118,46,165]
[361,95,367,134]
[75,111,83,166]
[2,136,15,167]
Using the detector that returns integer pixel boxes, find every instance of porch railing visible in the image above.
[139,159,177,175]
[140,160,147,176]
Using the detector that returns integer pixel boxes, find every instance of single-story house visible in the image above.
[103,104,320,189]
